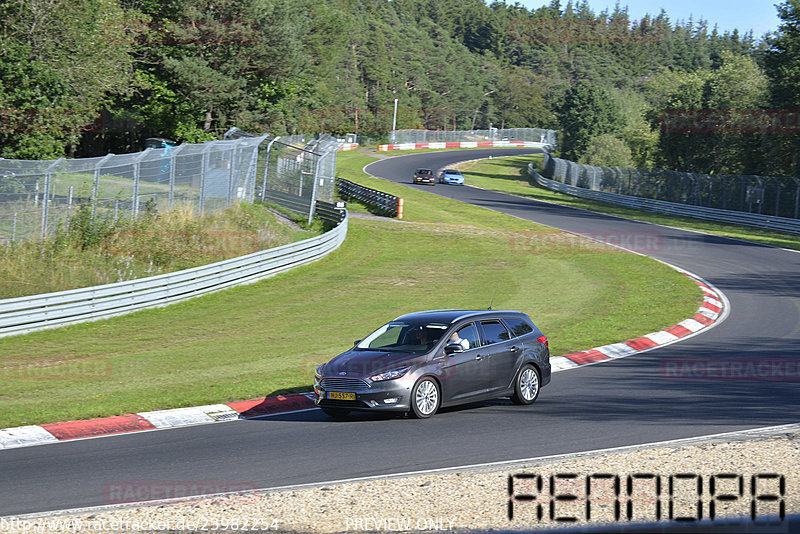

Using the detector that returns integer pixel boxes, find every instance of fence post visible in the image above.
[308,151,322,226]
[92,153,114,220]
[132,149,152,219]
[41,158,63,239]
[12,212,17,242]
[793,178,800,219]
[226,143,237,206]
[199,142,215,215]
[168,144,187,209]
[245,134,269,203]
[66,186,73,231]
[260,136,280,202]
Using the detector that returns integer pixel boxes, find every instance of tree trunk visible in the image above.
[204,109,213,132]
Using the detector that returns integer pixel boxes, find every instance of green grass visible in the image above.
[0,152,702,428]
[456,154,800,252]
[0,203,315,298]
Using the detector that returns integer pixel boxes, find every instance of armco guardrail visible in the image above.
[529,164,800,235]
[0,213,348,337]
[337,178,403,218]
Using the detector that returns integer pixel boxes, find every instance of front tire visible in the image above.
[511,364,540,405]
[410,377,440,418]
[321,407,350,418]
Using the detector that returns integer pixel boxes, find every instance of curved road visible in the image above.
[1,149,799,517]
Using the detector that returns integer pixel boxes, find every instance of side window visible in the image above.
[479,320,510,345]
[451,323,480,350]
[503,318,534,338]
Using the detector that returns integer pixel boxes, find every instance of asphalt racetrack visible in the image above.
[1,149,798,517]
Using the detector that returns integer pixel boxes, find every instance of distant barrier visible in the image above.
[540,152,800,221]
[530,164,800,235]
[378,140,549,151]
[389,127,557,146]
[337,178,402,218]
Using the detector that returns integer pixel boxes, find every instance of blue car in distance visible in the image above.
[439,168,465,185]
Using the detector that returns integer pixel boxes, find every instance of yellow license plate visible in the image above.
[328,391,355,401]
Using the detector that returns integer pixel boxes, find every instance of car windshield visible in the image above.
[444,169,461,175]
[417,169,432,174]
[356,320,449,353]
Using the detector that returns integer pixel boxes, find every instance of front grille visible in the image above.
[319,399,370,409]
[320,377,371,390]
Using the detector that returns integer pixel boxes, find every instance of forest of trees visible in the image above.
[1,0,799,178]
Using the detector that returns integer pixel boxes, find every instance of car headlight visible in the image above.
[369,367,410,382]
[315,363,326,379]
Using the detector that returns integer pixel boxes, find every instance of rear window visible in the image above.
[503,318,534,338]
[480,320,510,345]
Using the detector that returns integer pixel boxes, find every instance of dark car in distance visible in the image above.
[314,310,550,418]
[413,168,436,185]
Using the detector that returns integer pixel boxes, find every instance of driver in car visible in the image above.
[449,331,470,350]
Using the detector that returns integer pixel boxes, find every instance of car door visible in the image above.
[477,319,520,392]
[438,322,487,403]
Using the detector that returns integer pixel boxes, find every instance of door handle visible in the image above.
[475,354,484,361]
[511,346,520,352]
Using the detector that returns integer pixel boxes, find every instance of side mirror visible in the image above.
[444,342,464,355]
[353,339,362,346]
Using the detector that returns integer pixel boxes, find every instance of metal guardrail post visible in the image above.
[41,158,63,238]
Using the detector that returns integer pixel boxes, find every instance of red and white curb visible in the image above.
[550,270,727,371]
[0,272,725,451]
[378,141,549,151]
[0,394,317,450]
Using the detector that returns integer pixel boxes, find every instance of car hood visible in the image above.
[324,349,421,378]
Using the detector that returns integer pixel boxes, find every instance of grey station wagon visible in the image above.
[314,310,550,418]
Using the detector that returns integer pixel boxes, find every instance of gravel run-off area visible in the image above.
[2,424,797,533]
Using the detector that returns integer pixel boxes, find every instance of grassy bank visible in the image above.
[0,203,315,298]
[0,152,701,427]
[456,154,800,252]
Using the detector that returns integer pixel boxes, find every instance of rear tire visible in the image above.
[410,377,440,418]
[321,407,350,418]
[511,364,540,405]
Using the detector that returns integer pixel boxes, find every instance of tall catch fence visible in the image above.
[540,152,800,220]
[391,128,557,147]
[0,131,343,243]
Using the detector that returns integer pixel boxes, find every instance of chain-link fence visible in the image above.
[540,152,800,219]
[0,131,343,243]
[390,127,556,146]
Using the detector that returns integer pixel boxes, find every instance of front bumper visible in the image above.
[314,376,413,412]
